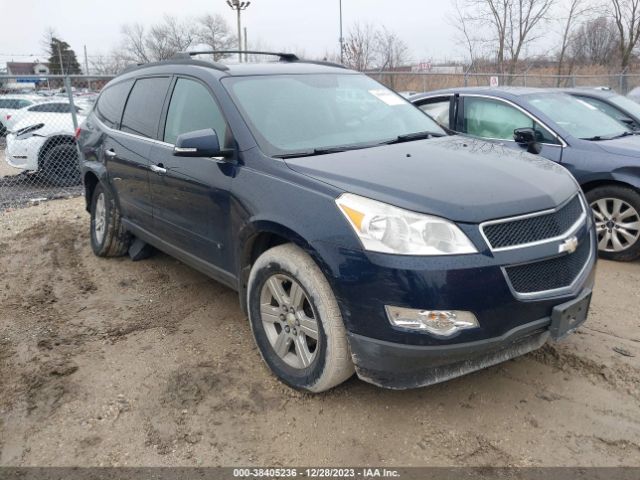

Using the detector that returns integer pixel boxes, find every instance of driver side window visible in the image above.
[462,96,558,144]
[164,78,230,148]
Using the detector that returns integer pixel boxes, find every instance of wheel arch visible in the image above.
[37,134,77,169]
[236,220,329,316]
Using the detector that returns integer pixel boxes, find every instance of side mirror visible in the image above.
[513,127,542,155]
[173,128,230,158]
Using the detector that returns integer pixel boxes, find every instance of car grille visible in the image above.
[504,237,591,294]
[482,195,584,250]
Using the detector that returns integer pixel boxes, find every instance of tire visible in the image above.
[90,182,131,257]
[247,244,354,392]
[40,142,81,187]
[586,185,640,262]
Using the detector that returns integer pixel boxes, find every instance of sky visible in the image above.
[0,0,460,68]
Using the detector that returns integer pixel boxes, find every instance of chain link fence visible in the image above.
[367,71,640,95]
[2,70,640,211]
[0,74,114,211]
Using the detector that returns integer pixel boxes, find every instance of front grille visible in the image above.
[505,238,591,294]
[483,195,584,249]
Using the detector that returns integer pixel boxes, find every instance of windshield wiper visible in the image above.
[382,131,445,145]
[273,143,381,159]
[582,131,637,141]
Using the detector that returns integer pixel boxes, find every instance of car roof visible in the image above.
[411,86,564,100]
[115,55,354,83]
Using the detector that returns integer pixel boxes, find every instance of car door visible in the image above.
[147,76,235,272]
[458,95,563,163]
[104,77,171,229]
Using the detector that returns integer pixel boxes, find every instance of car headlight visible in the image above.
[15,123,44,137]
[336,193,477,255]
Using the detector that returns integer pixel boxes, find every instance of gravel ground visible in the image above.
[0,198,639,467]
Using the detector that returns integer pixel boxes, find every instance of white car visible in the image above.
[5,102,87,186]
[3,99,86,132]
[0,96,42,136]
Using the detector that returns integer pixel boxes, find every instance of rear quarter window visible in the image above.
[95,80,134,129]
[121,77,171,139]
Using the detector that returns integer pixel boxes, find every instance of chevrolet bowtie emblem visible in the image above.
[559,236,579,254]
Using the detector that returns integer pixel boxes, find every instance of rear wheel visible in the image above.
[587,185,640,261]
[247,244,354,392]
[90,183,130,257]
[40,142,81,187]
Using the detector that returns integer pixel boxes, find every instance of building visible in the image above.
[3,61,51,90]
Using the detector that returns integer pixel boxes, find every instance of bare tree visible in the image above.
[611,0,640,72]
[569,16,618,65]
[119,15,197,63]
[455,0,556,76]
[90,52,129,75]
[343,23,378,71]
[194,14,235,60]
[555,0,591,84]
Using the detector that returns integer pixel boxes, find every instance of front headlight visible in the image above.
[336,193,477,255]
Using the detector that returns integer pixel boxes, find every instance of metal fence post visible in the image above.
[64,76,79,130]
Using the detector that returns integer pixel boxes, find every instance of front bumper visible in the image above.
[5,134,41,171]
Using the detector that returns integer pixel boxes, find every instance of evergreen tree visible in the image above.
[47,37,82,74]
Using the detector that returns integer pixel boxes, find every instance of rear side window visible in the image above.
[121,77,171,139]
[96,80,133,128]
[163,78,229,146]
[29,103,71,113]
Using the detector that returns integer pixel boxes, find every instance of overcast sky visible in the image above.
[1,0,464,67]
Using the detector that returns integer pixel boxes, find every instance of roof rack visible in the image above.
[172,50,300,62]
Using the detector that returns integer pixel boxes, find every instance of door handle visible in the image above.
[150,164,167,175]
[104,148,117,158]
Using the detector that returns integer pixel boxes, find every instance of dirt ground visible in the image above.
[0,197,639,467]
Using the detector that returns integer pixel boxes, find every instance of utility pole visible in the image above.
[226,0,251,62]
[339,0,344,64]
[244,27,248,62]
[84,45,92,91]
[57,41,65,76]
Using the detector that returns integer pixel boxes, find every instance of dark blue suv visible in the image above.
[78,52,596,392]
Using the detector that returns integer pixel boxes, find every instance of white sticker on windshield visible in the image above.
[369,89,405,106]
[575,98,598,110]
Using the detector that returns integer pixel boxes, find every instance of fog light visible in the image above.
[385,306,479,337]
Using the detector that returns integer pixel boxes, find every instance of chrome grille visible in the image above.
[482,195,584,250]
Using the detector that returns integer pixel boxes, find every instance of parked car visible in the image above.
[412,87,640,261]
[0,96,41,136]
[78,53,595,392]
[5,101,88,186]
[4,100,86,132]
[560,88,640,131]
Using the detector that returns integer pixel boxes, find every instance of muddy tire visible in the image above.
[90,183,131,257]
[587,185,640,262]
[247,244,354,392]
[40,142,81,187]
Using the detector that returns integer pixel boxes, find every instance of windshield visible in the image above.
[222,73,445,156]
[525,93,630,140]
[609,94,640,120]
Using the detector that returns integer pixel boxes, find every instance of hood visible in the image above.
[594,135,640,158]
[284,137,578,224]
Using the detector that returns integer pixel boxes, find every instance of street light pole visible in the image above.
[339,0,344,64]
[226,0,251,63]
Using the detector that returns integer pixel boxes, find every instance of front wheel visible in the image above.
[247,244,354,392]
[587,185,640,261]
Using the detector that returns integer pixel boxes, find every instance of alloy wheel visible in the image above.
[94,192,106,244]
[259,274,320,369]
[591,197,640,252]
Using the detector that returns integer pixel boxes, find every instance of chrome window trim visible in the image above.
[414,93,568,148]
[501,234,594,301]
[94,115,174,147]
[479,194,587,252]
